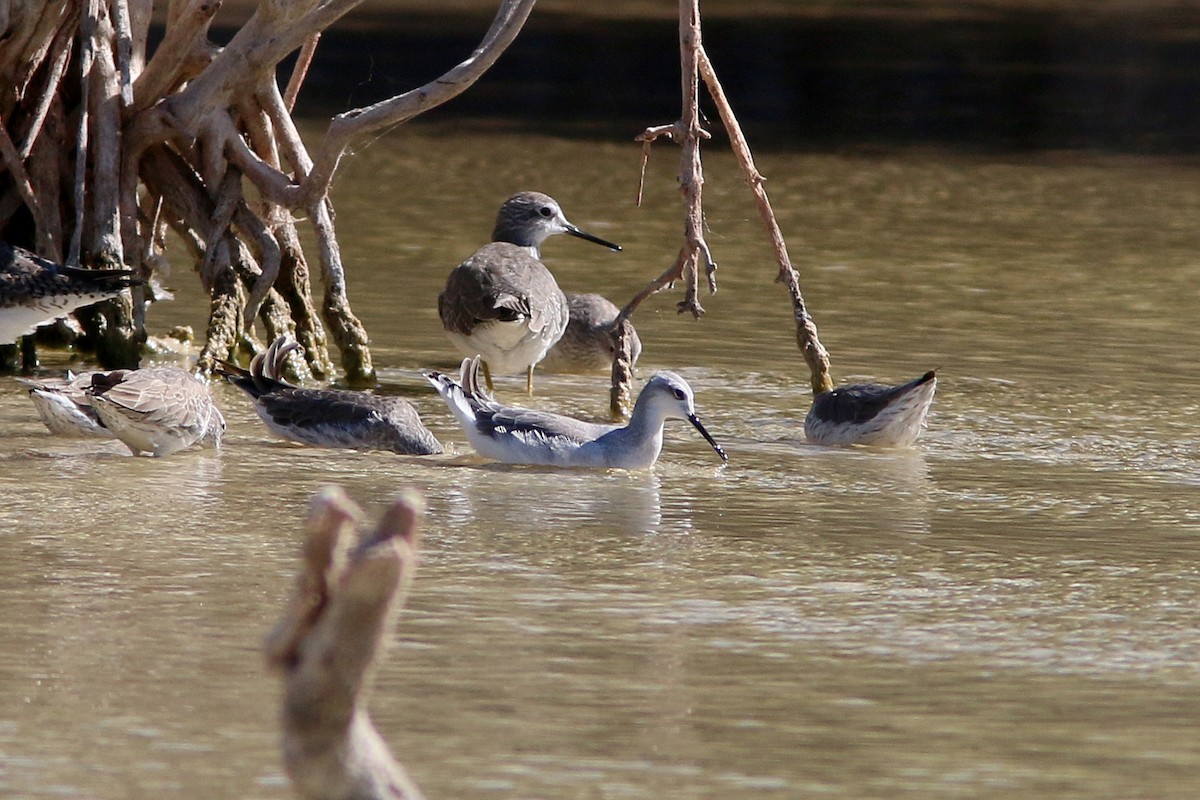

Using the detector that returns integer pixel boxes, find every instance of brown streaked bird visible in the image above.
[17,371,113,439]
[216,336,443,455]
[540,292,642,374]
[1,241,140,344]
[86,367,225,457]
[437,192,621,394]
[804,371,937,447]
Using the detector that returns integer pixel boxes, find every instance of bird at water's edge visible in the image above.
[438,192,621,394]
[86,367,225,457]
[1,241,140,344]
[17,371,113,438]
[540,292,643,374]
[423,355,726,469]
[804,370,936,447]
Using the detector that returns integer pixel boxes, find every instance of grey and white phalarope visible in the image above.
[423,356,726,469]
[805,370,937,447]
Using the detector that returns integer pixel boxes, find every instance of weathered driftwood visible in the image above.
[267,486,426,800]
[612,0,832,415]
[1,0,535,382]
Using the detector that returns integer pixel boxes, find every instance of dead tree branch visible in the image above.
[613,0,834,414]
[695,46,832,396]
[2,0,537,378]
[612,0,715,416]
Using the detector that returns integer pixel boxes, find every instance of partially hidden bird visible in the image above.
[1,241,140,344]
[539,292,642,374]
[17,371,112,438]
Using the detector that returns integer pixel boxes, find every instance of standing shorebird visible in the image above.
[804,371,937,447]
[540,292,642,374]
[86,367,225,457]
[216,336,443,455]
[423,356,726,469]
[17,371,113,438]
[1,242,140,343]
[438,192,621,394]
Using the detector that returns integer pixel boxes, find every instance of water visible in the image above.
[2,125,1199,798]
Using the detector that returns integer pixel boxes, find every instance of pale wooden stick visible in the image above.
[268,486,426,800]
[130,0,219,113]
[111,0,135,106]
[87,0,126,265]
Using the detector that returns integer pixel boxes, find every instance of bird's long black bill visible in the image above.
[565,224,622,252]
[687,414,728,462]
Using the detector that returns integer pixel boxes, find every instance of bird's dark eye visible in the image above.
[672,387,686,400]
[538,206,553,218]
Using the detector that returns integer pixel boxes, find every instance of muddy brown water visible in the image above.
[1,125,1198,798]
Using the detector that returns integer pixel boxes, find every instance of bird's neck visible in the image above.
[491,226,545,257]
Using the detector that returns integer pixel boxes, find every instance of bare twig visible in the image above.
[611,0,714,417]
[634,123,677,206]
[296,0,536,209]
[285,33,321,113]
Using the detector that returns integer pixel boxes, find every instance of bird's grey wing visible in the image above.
[257,389,442,454]
[440,258,532,334]
[255,388,385,430]
[811,381,912,425]
[441,244,560,333]
[474,403,612,447]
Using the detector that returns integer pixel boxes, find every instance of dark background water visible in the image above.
[204,1,1200,152]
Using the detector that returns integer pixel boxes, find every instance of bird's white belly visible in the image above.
[446,318,561,375]
[0,294,109,342]
[92,402,199,456]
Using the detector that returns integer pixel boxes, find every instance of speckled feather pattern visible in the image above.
[17,372,112,438]
[86,367,225,457]
[1,242,139,342]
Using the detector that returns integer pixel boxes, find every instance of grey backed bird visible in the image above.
[423,356,726,469]
[217,336,443,455]
[437,192,620,394]
[805,371,937,447]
